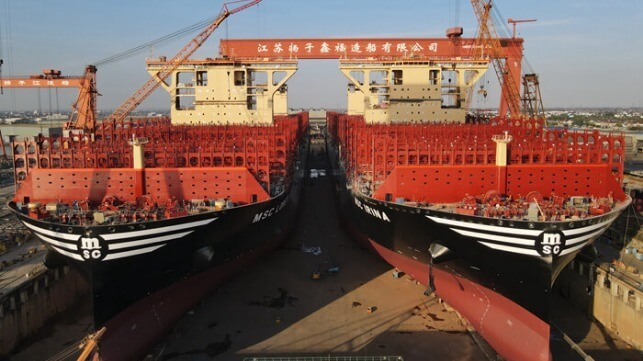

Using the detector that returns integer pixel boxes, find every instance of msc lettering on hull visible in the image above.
[253,198,288,223]
[536,231,566,257]
[80,236,105,260]
[354,197,390,222]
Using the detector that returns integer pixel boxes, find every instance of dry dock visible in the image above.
[148,139,487,361]
[5,137,641,360]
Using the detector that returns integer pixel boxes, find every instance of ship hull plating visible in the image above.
[335,181,628,361]
[98,182,302,361]
[10,189,294,326]
[349,190,625,315]
[8,166,305,361]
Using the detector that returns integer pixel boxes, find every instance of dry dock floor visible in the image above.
[150,148,487,361]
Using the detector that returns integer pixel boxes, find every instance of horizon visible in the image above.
[3,106,643,115]
[0,106,643,115]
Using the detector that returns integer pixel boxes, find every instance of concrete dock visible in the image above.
[0,186,46,300]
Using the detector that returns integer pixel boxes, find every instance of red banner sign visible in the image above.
[220,38,522,60]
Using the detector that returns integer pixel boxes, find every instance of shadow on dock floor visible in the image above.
[151,142,487,361]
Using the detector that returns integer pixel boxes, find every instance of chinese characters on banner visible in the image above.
[2,79,73,87]
[221,39,449,59]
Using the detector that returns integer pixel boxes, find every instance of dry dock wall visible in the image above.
[555,259,642,349]
[593,267,642,348]
[0,265,88,356]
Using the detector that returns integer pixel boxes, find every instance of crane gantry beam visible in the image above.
[219,37,523,60]
[1,65,98,132]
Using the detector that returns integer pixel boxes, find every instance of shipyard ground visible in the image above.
[5,144,640,361]
[147,143,488,361]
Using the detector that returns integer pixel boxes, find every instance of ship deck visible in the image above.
[6,140,639,361]
[354,179,618,223]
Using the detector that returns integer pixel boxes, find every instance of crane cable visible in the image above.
[488,3,536,73]
[43,339,83,361]
[1,0,17,110]
[93,1,264,68]
[91,14,220,67]
[0,0,4,95]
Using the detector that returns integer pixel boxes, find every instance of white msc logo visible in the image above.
[79,237,105,260]
[536,232,565,257]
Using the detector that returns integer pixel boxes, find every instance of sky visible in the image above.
[0,0,642,114]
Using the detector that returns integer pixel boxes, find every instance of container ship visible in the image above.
[6,1,309,359]
[328,111,629,360]
[323,12,632,361]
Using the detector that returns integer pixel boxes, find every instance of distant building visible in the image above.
[0,123,63,146]
[1,117,26,124]
[622,133,643,162]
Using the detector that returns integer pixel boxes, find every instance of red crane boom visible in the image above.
[470,0,522,118]
[103,0,262,125]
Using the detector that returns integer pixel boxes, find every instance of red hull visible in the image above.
[365,237,551,361]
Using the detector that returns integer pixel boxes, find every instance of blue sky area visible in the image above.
[0,0,642,112]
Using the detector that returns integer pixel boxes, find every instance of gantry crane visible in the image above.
[470,0,523,118]
[69,65,98,132]
[507,17,545,120]
[0,65,98,132]
[522,73,545,118]
[103,0,262,125]
[470,1,545,119]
